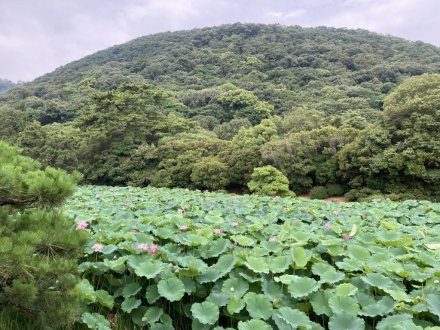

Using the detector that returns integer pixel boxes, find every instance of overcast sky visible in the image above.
[1,0,439,81]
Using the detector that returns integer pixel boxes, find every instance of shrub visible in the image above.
[247,166,293,197]
[309,186,329,199]
[191,157,229,190]
[0,141,88,328]
[326,183,344,196]
[344,188,380,201]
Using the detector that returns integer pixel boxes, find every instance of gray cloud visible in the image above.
[1,0,439,81]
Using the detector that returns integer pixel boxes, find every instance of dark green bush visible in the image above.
[309,186,329,199]
[247,166,293,197]
[0,141,88,329]
[326,183,344,196]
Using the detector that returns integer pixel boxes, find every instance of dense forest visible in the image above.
[0,79,18,94]
[1,23,439,201]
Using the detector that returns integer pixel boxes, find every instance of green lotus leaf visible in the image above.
[262,280,283,301]
[383,288,411,302]
[95,289,114,309]
[100,244,118,254]
[376,314,422,330]
[291,247,308,268]
[157,277,185,302]
[360,296,395,317]
[122,282,142,298]
[180,276,196,294]
[142,307,164,325]
[427,294,440,321]
[231,235,256,247]
[191,301,220,325]
[312,262,335,276]
[206,291,229,307]
[311,291,333,316]
[227,295,245,314]
[244,292,273,320]
[198,254,236,283]
[347,245,370,261]
[288,277,319,298]
[328,313,365,330]
[129,259,164,279]
[238,319,273,330]
[103,256,128,273]
[245,256,270,273]
[75,279,96,302]
[360,273,393,290]
[273,307,312,328]
[150,323,175,330]
[328,296,360,316]
[268,255,290,273]
[425,243,440,250]
[131,306,148,326]
[222,277,249,298]
[121,296,141,313]
[81,312,112,330]
[145,284,160,304]
[335,283,358,297]
[204,238,230,257]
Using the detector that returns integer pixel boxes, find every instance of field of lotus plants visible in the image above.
[65,185,440,329]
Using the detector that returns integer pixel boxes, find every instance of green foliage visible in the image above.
[0,24,439,200]
[326,183,345,197]
[0,142,88,328]
[66,185,440,329]
[247,166,293,197]
[0,79,17,94]
[309,186,329,199]
[338,74,440,201]
[191,157,229,190]
[262,126,357,192]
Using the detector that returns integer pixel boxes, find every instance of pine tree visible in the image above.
[0,141,88,329]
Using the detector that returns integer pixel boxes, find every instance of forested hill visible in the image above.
[1,23,439,201]
[2,23,440,122]
[0,79,18,94]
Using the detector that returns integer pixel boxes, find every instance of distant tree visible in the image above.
[338,74,440,200]
[262,126,357,193]
[225,119,278,185]
[0,142,87,328]
[217,88,273,124]
[191,157,229,190]
[248,166,293,197]
[75,84,192,184]
[214,118,252,140]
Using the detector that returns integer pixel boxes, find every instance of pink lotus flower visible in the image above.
[136,243,149,252]
[268,236,278,242]
[76,221,89,230]
[213,229,223,235]
[323,222,332,229]
[148,244,158,255]
[343,234,350,241]
[179,225,189,231]
[231,222,239,227]
[131,229,140,233]
[182,204,190,210]
[92,243,104,252]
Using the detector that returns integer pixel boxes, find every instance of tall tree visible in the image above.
[0,142,87,328]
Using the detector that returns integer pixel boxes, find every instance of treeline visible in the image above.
[1,74,439,201]
[0,79,19,94]
[0,24,439,200]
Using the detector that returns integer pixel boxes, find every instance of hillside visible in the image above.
[0,79,18,94]
[2,23,440,122]
[0,23,439,201]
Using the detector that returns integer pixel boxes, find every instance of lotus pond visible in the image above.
[65,185,440,329]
